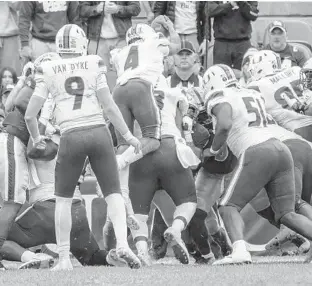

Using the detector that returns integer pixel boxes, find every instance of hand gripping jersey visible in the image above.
[34,55,107,134]
[155,75,188,137]
[248,66,312,132]
[206,87,275,157]
[111,38,170,85]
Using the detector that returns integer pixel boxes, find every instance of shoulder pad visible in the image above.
[35,66,43,75]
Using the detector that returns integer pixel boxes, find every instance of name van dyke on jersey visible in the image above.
[52,61,89,74]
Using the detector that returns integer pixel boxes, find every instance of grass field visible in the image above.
[1,256,312,286]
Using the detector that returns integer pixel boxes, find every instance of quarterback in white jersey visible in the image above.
[25,24,141,271]
[248,50,312,142]
[203,64,312,265]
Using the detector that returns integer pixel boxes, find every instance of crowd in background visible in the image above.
[0,1,311,130]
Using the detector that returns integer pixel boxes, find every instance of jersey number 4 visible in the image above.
[65,76,85,110]
[242,97,268,127]
[124,46,139,70]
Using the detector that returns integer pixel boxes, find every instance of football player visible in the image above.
[1,129,125,270]
[25,24,141,270]
[128,75,198,266]
[248,50,312,142]
[110,19,180,194]
[0,53,60,267]
[204,64,312,265]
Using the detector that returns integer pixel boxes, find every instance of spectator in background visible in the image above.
[0,67,17,100]
[79,1,140,91]
[265,21,309,68]
[208,1,258,70]
[141,1,155,24]
[0,67,17,91]
[19,1,81,63]
[153,1,207,57]
[167,40,203,89]
[79,2,140,68]
[0,2,21,76]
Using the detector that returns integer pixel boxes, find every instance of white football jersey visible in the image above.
[248,66,312,131]
[155,76,188,137]
[34,55,107,133]
[207,87,275,157]
[111,38,169,85]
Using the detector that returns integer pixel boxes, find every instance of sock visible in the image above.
[119,165,134,216]
[55,196,72,260]
[21,250,37,263]
[172,202,197,232]
[118,146,143,168]
[105,193,129,249]
[130,214,148,253]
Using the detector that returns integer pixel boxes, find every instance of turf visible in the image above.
[1,256,312,286]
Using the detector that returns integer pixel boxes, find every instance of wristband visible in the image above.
[209,146,220,155]
[122,131,134,142]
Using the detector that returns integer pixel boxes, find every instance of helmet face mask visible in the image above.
[300,68,312,91]
[56,24,88,56]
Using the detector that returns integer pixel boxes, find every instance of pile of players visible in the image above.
[1,14,312,271]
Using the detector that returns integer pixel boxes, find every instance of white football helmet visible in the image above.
[203,64,238,93]
[126,24,158,45]
[56,24,88,56]
[248,50,282,81]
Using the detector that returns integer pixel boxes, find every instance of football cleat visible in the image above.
[19,253,54,270]
[137,251,152,267]
[213,251,252,265]
[164,227,189,264]
[106,249,127,267]
[116,247,141,269]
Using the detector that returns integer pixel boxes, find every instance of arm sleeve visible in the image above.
[18,1,35,47]
[237,1,259,21]
[33,69,49,100]
[96,60,109,90]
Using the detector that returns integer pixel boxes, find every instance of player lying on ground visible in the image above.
[0,130,126,270]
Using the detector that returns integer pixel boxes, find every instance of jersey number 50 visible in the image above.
[242,97,268,127]
[65,76,85,110]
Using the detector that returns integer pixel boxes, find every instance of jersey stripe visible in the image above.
[218,64,233,80]
[63,25,72,49]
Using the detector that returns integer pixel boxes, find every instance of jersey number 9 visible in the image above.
[65,76,85,110]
